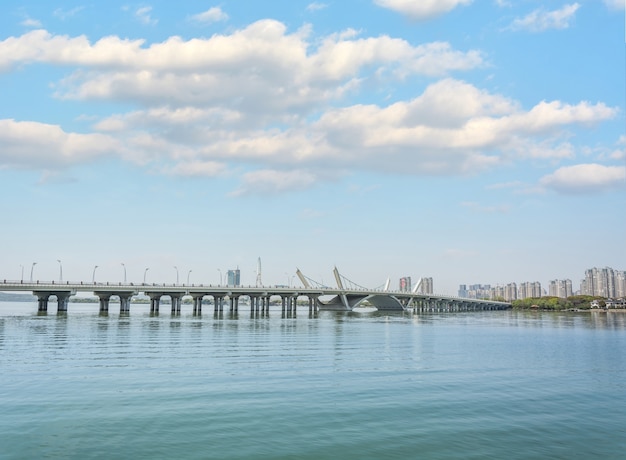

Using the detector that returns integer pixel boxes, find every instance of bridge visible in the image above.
[0,267,510,315]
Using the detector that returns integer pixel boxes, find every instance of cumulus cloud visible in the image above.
[0,24,619,194]
[374,0,472,20]
[508,3,581,32]
[540,163,626,193]
[0,119,120,169]
[190,7,229,23]
[0,23,484,115]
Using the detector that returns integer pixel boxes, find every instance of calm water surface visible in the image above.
[1,301,625,459]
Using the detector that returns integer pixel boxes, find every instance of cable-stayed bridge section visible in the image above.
[0,267,510,314]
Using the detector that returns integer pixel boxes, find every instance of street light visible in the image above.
[30,262,37,282]
[217,269,222,286]
[92,265,99,284]
[174,266,179,285]
[20,265,24,282]
[187,270,192,285]
[143,267,150,284]
[121,263,127,283]
[57,259,63,282]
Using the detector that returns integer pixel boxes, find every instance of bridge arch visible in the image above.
[318,293,404,311]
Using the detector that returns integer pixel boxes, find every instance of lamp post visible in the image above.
[285,272,290,287]
[217,269,222,286]
[121,263,127,283]
[92,265,99,284]
[30,262,37,282]
[20,265,24,282]
[174,266,179,285]
[143,267,150,284]
[187,270,192,285]
[57,259,63,282]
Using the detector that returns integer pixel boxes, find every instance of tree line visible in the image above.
[510,295,606,310]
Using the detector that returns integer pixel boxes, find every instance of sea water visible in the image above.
[1,302,625,459]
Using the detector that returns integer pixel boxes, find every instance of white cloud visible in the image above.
[190,7,229,24]
[374,0,472,20]
[53,7,85,20]
[0,25,619,194]
[0,119,120,169]
[0,24,483,112]
[508,3,581,32]
[80,78,616,189]
[20,18,42,28]
[306,3,328,11]
[540,163,626,193]
[135,6,157,26]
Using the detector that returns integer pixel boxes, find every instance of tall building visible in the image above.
[549,279,572,298]
[421,277,434,294]
[227,268,240,287]
[517,282,542,300]
[581,267,626,298]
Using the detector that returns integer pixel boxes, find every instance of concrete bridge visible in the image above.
[0,267,511,315]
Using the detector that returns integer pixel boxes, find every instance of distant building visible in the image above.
[227,268,241,287]
[460,284,491,299]
[421,277,434,294]
[549,279,572,298]
[581,267,626,298]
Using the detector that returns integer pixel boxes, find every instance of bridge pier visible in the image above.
[34,291,72,313]
[98,294,111,313]
[193,295,203,315]
[148,293,161,314]
[119,294,132,313]
[170,295,181,315]
[36,293,49,312]
[213,295,224,313]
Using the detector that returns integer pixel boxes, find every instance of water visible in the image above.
[1,301,625,459]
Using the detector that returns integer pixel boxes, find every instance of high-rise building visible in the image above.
[549,279,572,298]
[421,277,434,294]
[517,282,542,299]
[581,267,626,298]
[227,268,240,287]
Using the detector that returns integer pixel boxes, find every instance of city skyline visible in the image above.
[1,1,624,295]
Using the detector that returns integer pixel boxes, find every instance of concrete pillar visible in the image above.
[119,294,132,313]
[56,292,71,313]
[36,293,49,312]
[149,293,161,314]
[170,295,181,315]
[98,294,111,313]
[193,296,203,315]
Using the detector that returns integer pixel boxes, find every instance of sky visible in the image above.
[0,0,624,295]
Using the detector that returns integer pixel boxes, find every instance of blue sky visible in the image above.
[1,0,624,294]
